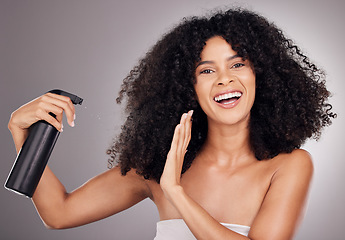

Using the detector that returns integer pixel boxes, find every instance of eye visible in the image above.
[200,69,214,74]
[231,63,245,69]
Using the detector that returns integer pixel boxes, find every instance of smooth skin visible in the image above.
[8,36,313,239]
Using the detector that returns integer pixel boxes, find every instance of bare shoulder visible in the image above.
[271,149,314,184]
[284,148,313,162]
[276,149,313,171]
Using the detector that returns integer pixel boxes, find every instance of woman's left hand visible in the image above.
[160,110,193,200]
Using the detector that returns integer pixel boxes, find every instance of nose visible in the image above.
[216,71,234,86]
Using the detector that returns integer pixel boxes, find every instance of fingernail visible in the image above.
[188,110,194,116]
[183,113,188,119]
[71,121,75,127]
[60,124,64,132]
[73,114,76,120]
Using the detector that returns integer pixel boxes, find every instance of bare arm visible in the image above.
[8,93,150,229]
[33,166,149,229]
[160,112,313,240]
[248,150,313,239]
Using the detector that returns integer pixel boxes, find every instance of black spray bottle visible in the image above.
[5,89,83,198]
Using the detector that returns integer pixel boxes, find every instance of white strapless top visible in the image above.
[154,219,250,239]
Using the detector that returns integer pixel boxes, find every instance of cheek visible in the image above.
[239,71,256,106]
[193,83,211,111]
[193,82,206,102]
[193,84,200,102]
[247,77,256,106]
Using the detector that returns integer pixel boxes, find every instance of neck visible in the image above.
[198,117,255,168]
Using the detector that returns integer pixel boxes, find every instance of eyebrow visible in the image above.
[196,55,240,68]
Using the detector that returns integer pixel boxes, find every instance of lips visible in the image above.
[213,90,242,108]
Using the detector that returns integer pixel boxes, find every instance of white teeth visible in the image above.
[214,92,242,102]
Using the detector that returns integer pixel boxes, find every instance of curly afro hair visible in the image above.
[107,8,336,183]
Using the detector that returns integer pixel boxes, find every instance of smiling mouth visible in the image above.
[214,91,242,105]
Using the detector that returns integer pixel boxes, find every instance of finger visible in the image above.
[44,93,76,127]
[46,92,75,112]
[36,97,65,129]
[183,110,193,149]
[176,113,188,160]
[46,93,75,126]
[37,100,64,121]
[35,107,63,132]
[180,112,192,148]
[168,124,181,161]
[49,104,64,129]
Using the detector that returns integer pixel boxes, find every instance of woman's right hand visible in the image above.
[9,92,76,134]
[8,92,76,153]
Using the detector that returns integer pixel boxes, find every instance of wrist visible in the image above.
[8,118,26,134]
[8,109,30,132]
[8,117,29,153]
[161,183,184,202]
[8,119,17,132]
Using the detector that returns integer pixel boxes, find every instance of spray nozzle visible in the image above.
[48,89,83,105]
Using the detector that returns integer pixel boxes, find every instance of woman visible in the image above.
[8,8,335,239]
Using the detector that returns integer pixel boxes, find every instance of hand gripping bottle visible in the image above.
[5,89,83,198]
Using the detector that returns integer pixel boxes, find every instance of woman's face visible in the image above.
[194,36,256,127]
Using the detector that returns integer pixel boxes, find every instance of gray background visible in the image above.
[1,0,344,239]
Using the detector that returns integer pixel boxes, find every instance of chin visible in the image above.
[208,111,251,127]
